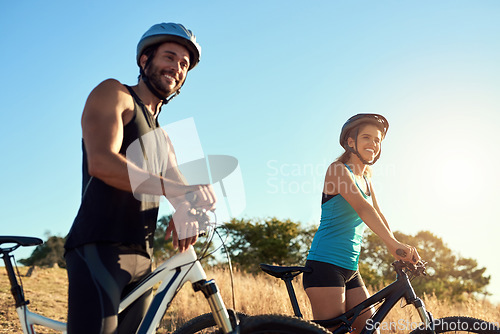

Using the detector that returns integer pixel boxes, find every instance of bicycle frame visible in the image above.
[1,238,235,334]
[315,263,434,334]
[16,308,67,334]
[121,245,233,334]
[262,261,434,334]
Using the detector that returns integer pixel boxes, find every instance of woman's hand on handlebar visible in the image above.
[390,242,421,264]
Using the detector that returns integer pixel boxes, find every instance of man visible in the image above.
[64,23,216,334]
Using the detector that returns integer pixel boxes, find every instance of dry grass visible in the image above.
[1,266,500,333]
[0,267,67,334]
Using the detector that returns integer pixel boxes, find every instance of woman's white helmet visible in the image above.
[137,22,201,70]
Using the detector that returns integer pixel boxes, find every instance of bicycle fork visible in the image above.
[413,298,434,327]
[406,288,435,333]
[193,279,236,333]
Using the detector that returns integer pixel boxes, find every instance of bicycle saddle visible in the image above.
[0,236,43,247]
[259,263,312,279]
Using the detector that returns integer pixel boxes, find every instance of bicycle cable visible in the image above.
[216,226,237,311]
[398,262,427,309]
[196,212,238,311]
[153,217,217,313]
[166,212,239,315]
[359,298,384,321]
[12,253,30,332]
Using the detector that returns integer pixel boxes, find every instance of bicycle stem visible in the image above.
[193,279,234,333]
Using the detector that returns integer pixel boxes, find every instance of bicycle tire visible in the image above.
[409,316,500,334]
[239,314,331,334]
[173,310,248,334]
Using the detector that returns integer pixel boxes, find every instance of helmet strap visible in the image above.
[347,128,381,166]
[142,73,169,104]
[140,69,182,115]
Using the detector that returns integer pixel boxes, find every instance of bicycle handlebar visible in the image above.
[396,248,419,263]
[392,259,427,277]
[185,191,213,226]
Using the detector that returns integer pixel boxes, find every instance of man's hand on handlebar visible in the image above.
[166,185,217,252]
[185,185,216,211]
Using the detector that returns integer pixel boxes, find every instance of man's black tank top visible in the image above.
[65,85,162,256]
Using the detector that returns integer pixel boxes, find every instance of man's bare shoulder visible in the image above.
[84,79,134,115]
[91,78,130,96]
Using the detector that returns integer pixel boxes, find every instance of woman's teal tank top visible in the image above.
[306,164,370,270]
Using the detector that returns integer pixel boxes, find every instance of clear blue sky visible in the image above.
[2,1,500,301]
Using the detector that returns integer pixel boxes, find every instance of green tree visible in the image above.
[19,234,66,268]
[18,214,217,269]
[153,215,176,264]
[359,230,490,301]
[223,217,315,272]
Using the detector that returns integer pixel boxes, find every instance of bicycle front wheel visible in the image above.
[409,316,500,334]
[240,314,331,334]
[173,310,247,334]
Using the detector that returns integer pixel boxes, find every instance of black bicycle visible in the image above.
[258,260,500,334]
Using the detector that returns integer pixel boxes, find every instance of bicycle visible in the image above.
[1,219,331,333]
[257,260,500,334]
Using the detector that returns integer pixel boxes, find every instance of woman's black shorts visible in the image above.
[302,260,365,290]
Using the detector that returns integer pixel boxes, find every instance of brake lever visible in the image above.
[185,191,217,238]
[187,208,210,224]
[416,260,427,276]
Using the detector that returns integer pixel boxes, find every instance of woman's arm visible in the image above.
[325,162,418,262]
[369,180,390,231]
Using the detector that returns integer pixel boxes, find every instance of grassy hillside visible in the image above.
[1,266,499,333]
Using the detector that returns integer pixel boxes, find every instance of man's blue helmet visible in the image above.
[137,23,201,70]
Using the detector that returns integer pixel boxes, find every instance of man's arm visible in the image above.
[82,79,189,198]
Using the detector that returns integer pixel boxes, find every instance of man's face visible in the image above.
[142,42,191,98]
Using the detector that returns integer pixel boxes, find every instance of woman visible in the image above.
[303,114,420,333]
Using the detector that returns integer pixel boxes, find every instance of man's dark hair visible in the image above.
[137,44,160,81]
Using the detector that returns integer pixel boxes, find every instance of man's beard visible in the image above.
[145,63,182,98]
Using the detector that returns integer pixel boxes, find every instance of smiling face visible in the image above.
[348,124,383,163]
[140,42,191,98]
